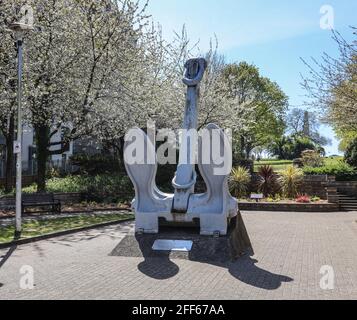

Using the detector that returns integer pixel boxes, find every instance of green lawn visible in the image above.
[254,157,344,173]
[0,213,134,244]
[254,160,293,172]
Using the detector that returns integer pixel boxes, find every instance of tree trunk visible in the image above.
[239,135,246,159]
[35,125,50,192]
[4,115,15,193]
[245,144,253,160]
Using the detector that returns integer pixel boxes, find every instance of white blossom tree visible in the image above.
[1,0,290,193]
[21,0,154,191]
[301,29,357,142]
[0,0,25,192]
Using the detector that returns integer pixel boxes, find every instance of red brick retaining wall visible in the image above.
[238,202,339,212]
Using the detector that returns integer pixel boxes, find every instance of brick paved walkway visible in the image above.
[0,211,356,300]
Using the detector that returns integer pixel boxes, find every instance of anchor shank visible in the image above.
[172,58,207,212]
[176,85,199,185]
[183,86,199,130]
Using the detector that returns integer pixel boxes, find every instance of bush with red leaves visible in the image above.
[296,195,311,203]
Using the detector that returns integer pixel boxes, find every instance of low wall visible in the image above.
[239,202,339,212]
[330,181,357,197]
[301,175,329,200]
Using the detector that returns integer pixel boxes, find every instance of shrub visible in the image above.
[311,196,321,202]
[46,167,62,179]
[233,158,254,174]
[84,175,133,202]
[22,185,37,194]
[278,166,304,198]
[293,158,303,168]
[229,166,251,198]
[345,138,357,168]
[291,136,319,159]
[266,194,282,203]
[296,195,311,203]
[70,154,122,175]
[156,164,177,193]
[303,161,357,181]
[22,174,134,202]
[269,135,318,160]
[256,165,279,197]
[301,150,324,168]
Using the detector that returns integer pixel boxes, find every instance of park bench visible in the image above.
[22,193,61,215]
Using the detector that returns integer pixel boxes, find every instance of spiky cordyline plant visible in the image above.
[229,166,251,199]
[257,165,279,197]
[278,166,303,199]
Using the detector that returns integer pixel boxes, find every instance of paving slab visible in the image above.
[0,211,357,300]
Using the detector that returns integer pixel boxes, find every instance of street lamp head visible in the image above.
[8,22,34,32]
[8,22,34,35]
[7,22,34,40]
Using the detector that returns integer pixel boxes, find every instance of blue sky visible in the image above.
[144,0,357,156]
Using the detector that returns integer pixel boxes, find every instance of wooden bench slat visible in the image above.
[23,203,56,206]
[21,193,61,214]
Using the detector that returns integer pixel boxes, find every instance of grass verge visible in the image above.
[0,213,134,244]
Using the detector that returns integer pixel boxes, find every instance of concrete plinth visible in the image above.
[111,212,253,262]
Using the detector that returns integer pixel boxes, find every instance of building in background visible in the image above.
[0,125,75,178]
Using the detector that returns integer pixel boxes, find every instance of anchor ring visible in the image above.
[182,58,207,87]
